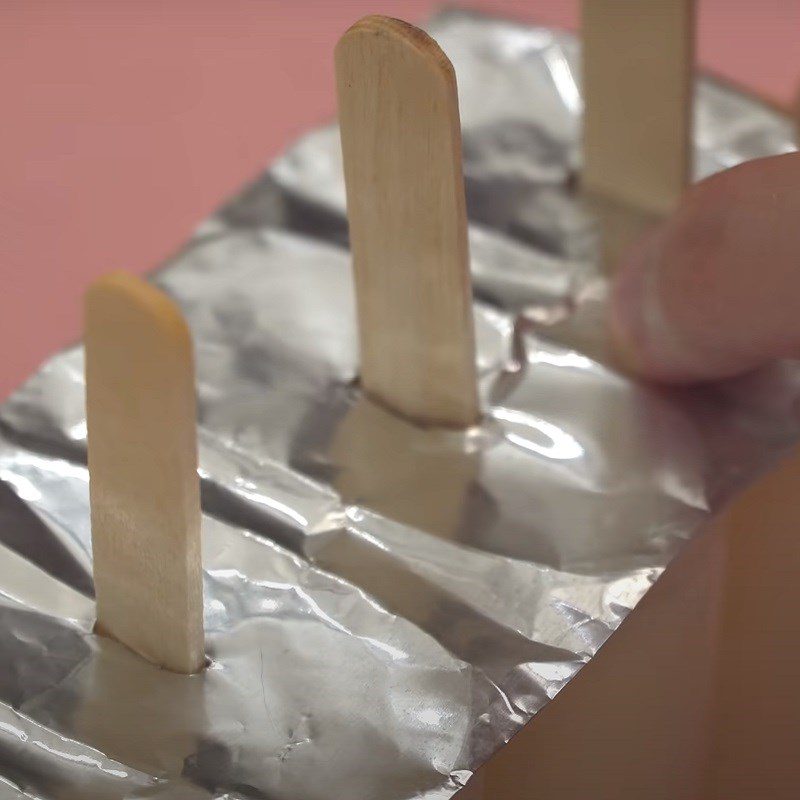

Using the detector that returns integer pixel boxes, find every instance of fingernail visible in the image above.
[610,227,706,382]
[609,230,659,374]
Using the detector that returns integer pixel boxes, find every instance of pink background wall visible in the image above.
[2,0,798,400]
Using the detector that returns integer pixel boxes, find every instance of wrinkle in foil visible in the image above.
[0,9,798,800]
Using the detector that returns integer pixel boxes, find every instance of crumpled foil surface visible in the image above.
[0,8,798,800]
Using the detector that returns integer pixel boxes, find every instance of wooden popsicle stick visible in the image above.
[85,272,204,674]
[582,0,695,217]
[335,15,479,429]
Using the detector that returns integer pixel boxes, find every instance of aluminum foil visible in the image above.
[0,8,798,800]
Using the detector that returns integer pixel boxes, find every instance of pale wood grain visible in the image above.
[705,446,800,800]
[335,15,479,428]
[85,272,204,674]
[585,190,661,273]
[582,0,695,217]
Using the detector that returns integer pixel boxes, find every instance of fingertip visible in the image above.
[609,224,710,383]
[609,226,668,377]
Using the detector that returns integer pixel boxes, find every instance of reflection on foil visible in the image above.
[0,8,798,800]
[542,47,581,115]
[492,408,585,460]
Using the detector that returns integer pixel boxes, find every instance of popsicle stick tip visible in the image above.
[85,272,191,350]
[336,15,455,87]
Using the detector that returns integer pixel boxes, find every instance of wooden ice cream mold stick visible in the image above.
[85,272,204,674]
[335,15,479,429]
[582,0,695,217]
[582,0,695,268]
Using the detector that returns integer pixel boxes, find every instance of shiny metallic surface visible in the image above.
[0,9,797,799]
